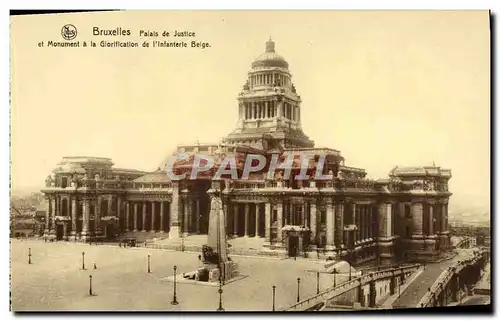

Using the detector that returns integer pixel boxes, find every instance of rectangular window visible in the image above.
[320,210,326,224]
[405,204,412,218]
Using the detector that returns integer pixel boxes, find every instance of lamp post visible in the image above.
[316,271,320,294]
[332,268,338,287]
[272,285,276,311]
[147,255,151,273]
[296,277,301,302]
[217,282,224,311]
[171,265,179,305]
[89,275,93,296]
[28,248,32,264]
[82,252,86,270]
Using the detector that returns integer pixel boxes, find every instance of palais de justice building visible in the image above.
[41,39,452,263]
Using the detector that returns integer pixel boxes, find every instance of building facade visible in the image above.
[41,39,452,263]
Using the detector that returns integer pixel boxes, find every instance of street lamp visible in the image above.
[272,285,276,311]
[296,277,301,302]
[89,275,93,296]
[217,282,224,312]
[82,252,86,270]
[332,268,339,287]
[316,271,320,294]
[147,255,151,273]
[28,248,32,264]
[171,265,179,305]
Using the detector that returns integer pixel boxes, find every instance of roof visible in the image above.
[133,170,171,183]
[389,165,452,178]
[251,39,289,69]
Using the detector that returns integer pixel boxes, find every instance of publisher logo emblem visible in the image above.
[61,24,77,41]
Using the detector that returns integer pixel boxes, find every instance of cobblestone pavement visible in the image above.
[11,239,349,311]
[392,250,473,308]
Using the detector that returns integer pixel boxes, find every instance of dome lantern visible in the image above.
[265,37,275,53]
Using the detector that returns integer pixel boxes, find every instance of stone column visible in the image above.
[377,203,389,237]
[255,203,260,237]
[142,203,147,232]
[125,202,130,232]
[442,203,448,232]
[151,202,156,232]
[160,201,165,233]
[117,197,121,227]
[337,202,344,247]
[50,197,56,235]
[429,204,434,235]
[183,199,190,236]
[196,199,201,233]
[169,182,181,238]
[302,202,307,227]
[326,199,334,250]
[95,196,101,235]
[71,197,77,238]
[276,201,283,243]
[352,202,358,242]
[368,206,373,239]
[412,202,424,235]
[265,202,271,243]
[44,197,50,235]
[366,206,370,239]
[81,199,89,240]
[310,202,317,244]
[233,203,239,237]
[133,203,138,232]
[359,206,364,240]
[66,196,71,218]
[244,203,250,237]
[364,206,369,240]
[106,195,112,217]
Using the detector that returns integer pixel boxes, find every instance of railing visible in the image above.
[232,182,266,190]
[284,264,420,311]
[418,249,488,308]
[43,179,173,191]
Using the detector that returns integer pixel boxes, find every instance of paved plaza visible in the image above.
[11,239,347,311]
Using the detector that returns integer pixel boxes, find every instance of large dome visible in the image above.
[251,39,289,69]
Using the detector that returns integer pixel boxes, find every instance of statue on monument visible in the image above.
[45,175,52,187]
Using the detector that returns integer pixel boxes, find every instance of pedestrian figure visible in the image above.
[198,254,202,261]
[94,263,97,270]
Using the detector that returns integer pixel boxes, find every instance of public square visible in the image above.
[11,239,344,311]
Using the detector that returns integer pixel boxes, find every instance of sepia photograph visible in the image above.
[9,9,491,312]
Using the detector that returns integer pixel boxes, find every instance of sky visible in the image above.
[10,10,490,213]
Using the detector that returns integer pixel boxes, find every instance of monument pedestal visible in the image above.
[169,226,181,239]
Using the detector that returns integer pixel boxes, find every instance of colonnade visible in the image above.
[224,199,378,252]
[43,194,172,240]
[125,200,171,233]
[242,100,300,122]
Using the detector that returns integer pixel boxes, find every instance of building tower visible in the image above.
[225,38,314,149]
